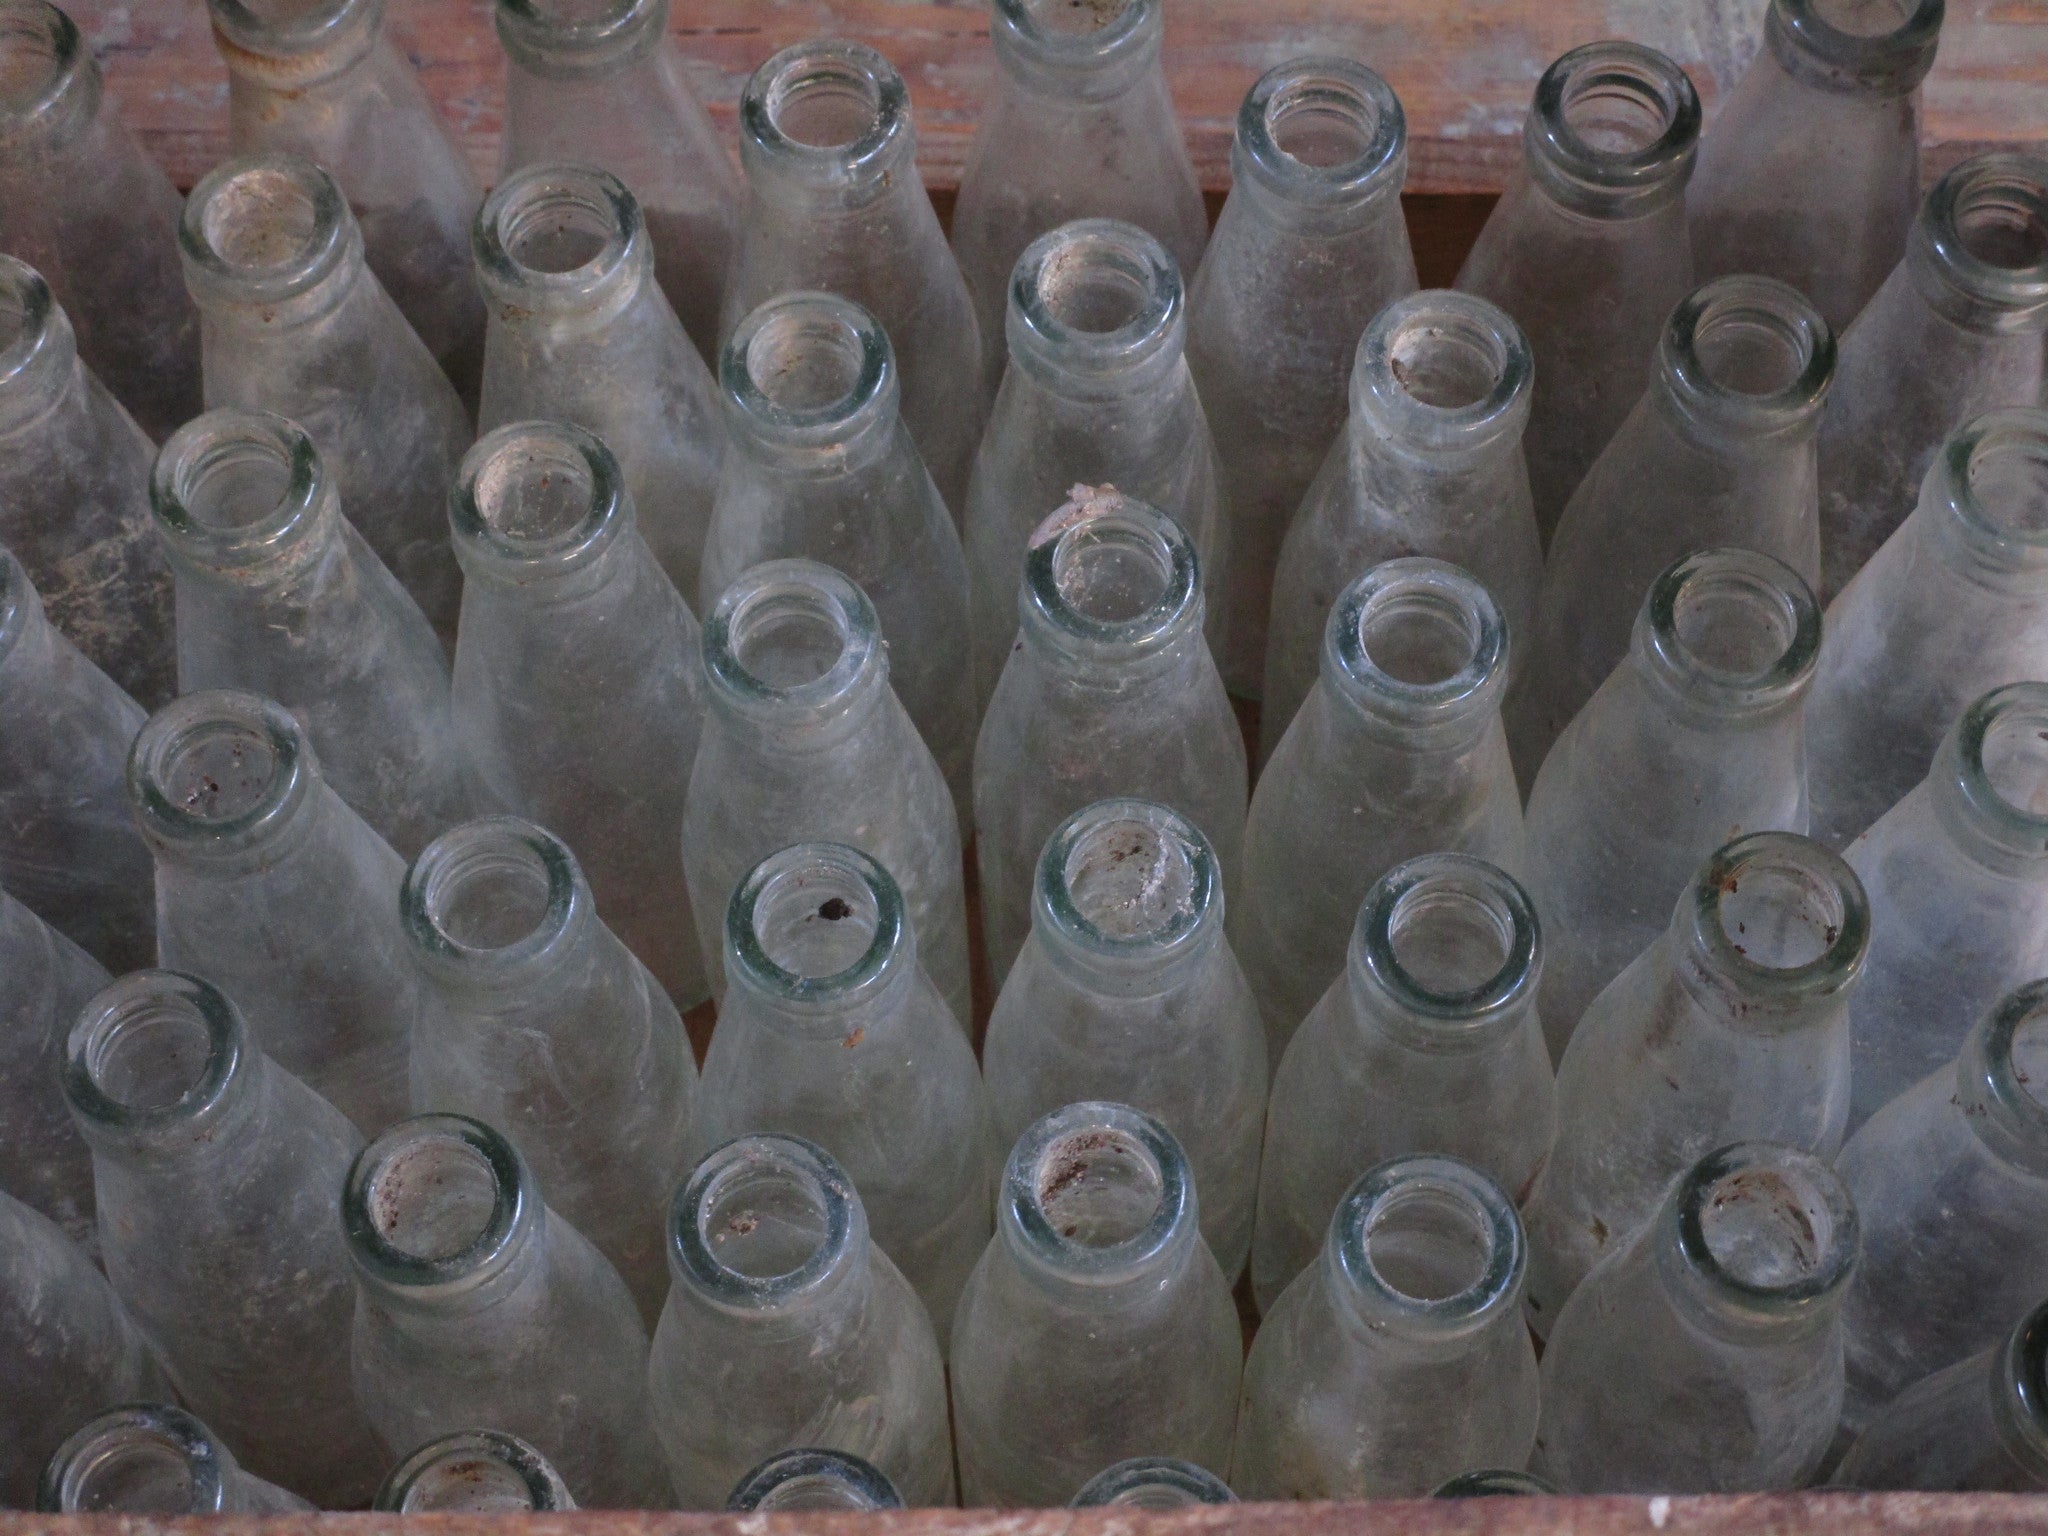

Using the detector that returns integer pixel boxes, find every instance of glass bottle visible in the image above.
[128,689,417,1134]
[702,290,974,813]
[63,969,384,1509]
[1252,853,1554,1312]
[950,0,1205,404]
[1523,548,1821,1057]
[1687,0,1944,335]
[1534,1141,1858,1492]
[207,0,487,403]
[683,559,970,1025]
[1188,58,1418,697]
[982,798,1266,1279]
[0,255,174,708]
[344,1113,673,1508]
[727,1449,904,1513]
[1433,1469,1559,1497]
[647,1133,953,1509]
[38,1404,312,1514]
[0,0,200,440]
[473,163,725,608]
[1234,1155,1540,1499]
[1510,276,1833,781]
[180,152,469,648]
[376,1429,576,1513]
[1263,289,1537,756]
[148,409,468,859]
[1519,832,1868,1335]
[450,419,708,1009]
[404,816,699,1328]
[950,1101,1242,1507]
[1817,151,2048,598]
[1071,1457,1236,1508]
[1234,558,1524,1060]
[494,0,738,364]
[726,40,983,513]
[975,491,1246,984]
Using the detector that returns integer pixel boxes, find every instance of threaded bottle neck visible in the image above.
[1017,487,1204,680]
[62,971,258,1156]
[402,816,596,997]
[149,408,345,581]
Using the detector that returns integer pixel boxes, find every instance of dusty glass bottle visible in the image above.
[1687,0,1943,334]
[376,1430,576,1513]
[963,219,1225,712]
[951,1102,1242,1507]
[727,1449,904,1513]
[63,969,383,1508]
[38,1404,312,1514]
[975,491,1246,984]
[1071,1458,1236,1508]
[1520,833,1868,1335]
[1188,58,1418,697]
[648,1133,953,1509]
[180,152,469,646]
[982,799,1266,1278]
[694,842,995,1336]
[0,256,174,708]
[345,1113,673,1508]
[702,290,974,812]
[682,560,969,1024]
[1235,1156,1540,1499]
[1523,548,1821,1056]
[1534,1141,1859,1492]
[149,409,468,859]
[1234,558,1524,1059]
[1263,289,1537,755]
[726,40,983,512]
[1817,152,2048,598]
[450,419,708,1009]
[1252,854,1554,1311]
[474,164,725,608]
[494,0,738,363]
[208,0,487,402]
[0,0,200,440]
[405,816,698,1328]
[1454,41,1699,543]
[128,689,417,1134]
[1511,276,1833,780]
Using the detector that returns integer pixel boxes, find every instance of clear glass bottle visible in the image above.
[1534,1141,1858,1492]
[376,1429,576,1513]
[950,0,1205,404]
[693,842,995,1337]
[1263,289,1537,756]
[1510,276,1833,781]
[180,152,469,647]
[62,969,384,1508]
[1687,0,1943,335]
[450,419,708,1009]
[1433,1469,1559,1497]
[148,409,468,859]
[1454,41,1701,544]
[648,1133,953,1508]
[1252,853,1554,1312]
[1234,1155,1540,1499]
[38,1404,312,1514]
[703,290,974,813]
[727,1449,903,1512]
[0,0,200,440]
[1817,152,2048,599]
[494,0,738,364]
[344,1113,673,1508]
[128,689,417,1134]
[404,816,699,1329]
[208,0,487,403]
[0,255,174,708]
[682,559,969,1025]
[1524,548,1821,1057]
[473,163,725,608]
[726,40,983,513]
[982,798,1266,1278]
[1071,1457,1236,1508]
[1188,58,1418,697]
[1519,832,1868,1335]
[1234,558,1524,1060]
[951,1101,1242,1507]
[975,491,1246,984]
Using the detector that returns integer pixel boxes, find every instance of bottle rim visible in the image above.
[180,152,355,307]
[1958,977,2048,1161]
[451,419,630,578]
[1006,219,1183,393]
[63,971,245,1136]
[207,0,379,61]
[1032,798,1218,968]
[724,841,906,1013]
[1069,1457,1237,1508]
[402,816,586,981]
[739,39,911,184]
[1997,1294,2048,1481]
[990,0,1156,71]
[343,1113,536,1293]
[1328,1154,1527,1331]
[374,1430,576,1513]
[1352,852,1541,1032]
[1924,409,2048,579]
[0,0,96,149]
[1235,56,1406,208]
[1352,289,1533,455]
[1767,0,1943,96]
[1939,682,2048,863]
[1431,1468,1560,1497]
[702,558,883,714]
[1912,152,2048,329]
[1659,275,1836,432]
[1681,831,1871,1006]
[1000,1100,1192,1282]
[127,689,314,855]
[1637,547,1823,716]
[0,545,33,665]
[37,1403,231,1515]
[495,0,666,75]
[1667,1140,1859,1315]
[149,408,331,572]
[725,1449,904,1513]
[1322,557,1509,729]
[472,161,644,311]
[668,1132,861,1310]
[1019,489,1202,657]
[1525,41,1700,216]
[0,253,70,432]
[720,290,895,449]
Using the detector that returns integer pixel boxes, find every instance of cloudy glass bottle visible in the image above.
[727,1450,903,1513]
[376,1430,576,1513]
[38,1403,311,1514]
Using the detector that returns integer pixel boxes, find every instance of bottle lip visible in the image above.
[1911,153,2048,329]
[999,1100,1193,1283]
[702,558,883,717]
[1321,557,1509,731]
[1352,852,1541,1035]
[1937,683,2048,865]
[375,1430,576,1514]
[149,408,331,573]
[1069,1457,1237,1509]
[473,161,644,314]
[0,543,33,666]
[1006,218,1183,395]
[180,151,356,308]
[667,1132,862,1311]
[451,419,630,581]
[1327,1154,1527,1331]
[1352,289,1533,454]
[720,290,895,451]
[1524,41,1701,217]
[1766,0,1943,96]
[1959,978,2048,1166]
[127,689,315,858]
[1922,409,2048,580]
[401,816,586,984]
[724,841,906,1014]
[1032,798,1218,969]
[1680,831,1871,1008]
[1431,1468,1560,1498]
[0,253,71,429]
[739,39,912,187]
[343,1113,536,1294]
[1666,1140,1859,1317]
[207,0,378,61]
[1658,275,1836,434]
[1998,1294,2048,1479]
[495,0,667,76]
[37,1404,230,1515]
[0,0,97,150]
[990,0,1157,77]
[1635,547,1822,716]
[63,971,246,1136]
[1234,56,1406,209]
[1018,488,1202,659]
[726,1449,905,1513]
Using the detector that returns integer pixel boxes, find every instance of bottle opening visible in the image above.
[154,411,320,545]
[0,2,72,117]
[1433,1469,1559,1497]
[725,579,854,689]
[44,1408,223,1515]
[764,53,885,149]
[1686,285,1824,398]
[0,255,48,367]
[740,845,890,983]
[64,1440,199,1513]
[1386,872,1519,998]
[1032,1124,1165,1247]
[365,1132,504,1264]
[1033,233,1158,335]
[496,182,616,275]
[1387,316,1505,409]
[1808,0,1916,36]
[148,715,288,827]
[225,0,354,26]
[1017,0,1134,36]
[1357,579,1483,687]
[1357,293,1531,451]
[1714,850,1846,969]
[512,0,634,24]
[696,1150,836,1282]
[1269,80,1380,169]
[740,301,873,414]
[380,1432,571,1514]
[2012,1010,2048,1116]
[195,163,324,274]
[1976,690,2048,818]
[1334,1157,1523,1325]
[79,989,219,1117]
[469,433,600,544]
[1665,552,1813,681]
[1962,414,2048,542]
[1049,510,1176,623]
[1060,809,1201,943]
[1678,1144,1855,1306]
[1072,1459,1235,1509]
[1359,854,1538,1027]
[413,821,565,954]
[1360,1181,1494,1303]
[1949,160,2048,272]
[728,1451,902,1513]
[1556,53,1686,158]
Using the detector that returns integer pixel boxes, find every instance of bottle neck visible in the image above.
[739,39,920,212]
[1071,1459,1236,1509]
[1314,557,1508,752]
[452,420,639,604]
[1031,799,1223,999]
[1624,547,1821,730]
[1016,487,1207,687]
[403,816,604,1008]
[722,290,900,476]
[39,1405,249,1514]
[1764,0,1943,98]
[702,559,893,750]
[0,254,79,436]
[1955,979,2048,1178]
[376,1431,577,1513]
[208,0,381,89]
[473,161,653,332]
[1927,683,2048,880]
[127,690,324,879]
[0,1,102,156]
[149,408,350,588]
[1905,153,2048,334]
[495,0,668,80]
[988,0,1162,101]
[180,151,367,329]
[1228,57,1407,237]
[727,1451,903,1513]
[1915,409,2048,595]
[1650,275,1835,447]
[1348,289,1532,470]
[1005,218,1185,401]
[1521,40,1700,219]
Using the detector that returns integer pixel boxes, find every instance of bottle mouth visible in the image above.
[1354,289,1532,452]
[1070,1458,1236,1509]
[992,0,1153,59]
[64,971,243,1137]
[376,1430,576,1513]
[1660,276,1835,429]
[473,162,642,309]
[1768,0,1944,94]
[1682,832,1870,1007]
[495,0,665,75]
[1525,41,1701,215]
[702,558,881,715]
[1324,557,1508,729]
[402,816,583,981]
[1668,1141,1858,1316]
[127,689,312,855]
[1962,979,2048,1165]
[343,1114,532,1294]
[1353,852,1540,1035]
[1926,409,2048,578]
[725,842,905,1012]
[1915,153,2048,327]
[0,252,56,391]
[149,408,329,570]
[1034,798,1217,965]
[181,152,352,305]
[1020,488,1201,656]
[2000,1293,2048,1478]
[726,1450,904,1513]
[38,1405,230,1515]
[1638,547,1822,714]
[0,0,89,143]
[1007,218,1182,389]
[1236,57,1406,206]
[452,420,627,576]
[1432,1469,1560,1498]
[1329,1154,1526,1331]
[1941,682,2048,862]
[669,1133,860,1311]
[1001,1101,1190,1281]
[721,291,893,447]
[208,0,377,63]
[740,39,909,182]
